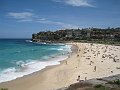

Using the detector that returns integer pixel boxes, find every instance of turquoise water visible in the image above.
[0,39,71,83]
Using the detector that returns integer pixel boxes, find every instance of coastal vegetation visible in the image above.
[32,27,120,45]
[60,83,118,90]
[58,78,120,90]
[114,79,120,85]
[0,88,8,90]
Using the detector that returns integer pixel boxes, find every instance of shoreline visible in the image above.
[0,43,78,89]
[0,43,73,83]
[0,42,120,90]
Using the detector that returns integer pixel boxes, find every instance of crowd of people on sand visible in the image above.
[68,43,120,82]
[0,42,120,90]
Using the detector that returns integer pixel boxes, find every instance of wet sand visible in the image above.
[0,42,120,90]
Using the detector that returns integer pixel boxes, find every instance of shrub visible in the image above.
[0,88,8,90]
[114,79,120,85]
[94,84,103,88]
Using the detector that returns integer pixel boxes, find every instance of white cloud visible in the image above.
[18,19,33,22]
[7,12,78,28]
[37,19,78,28]
[37,18,46,21]
[8,12,34,19]
[25,9,34,12]
[53,0,94,7]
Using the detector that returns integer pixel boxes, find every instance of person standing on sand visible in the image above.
[90,61,92,65]
[65,61,67,65]
[94,66,96,72]
[77,54,79,57]
[77,75,80,82]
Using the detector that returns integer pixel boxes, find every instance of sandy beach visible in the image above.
[0,42,120,90]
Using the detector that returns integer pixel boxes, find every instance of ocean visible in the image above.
[0,39,72,83]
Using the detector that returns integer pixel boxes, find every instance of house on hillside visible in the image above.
[65,29,73,38]
[73,29,82,39]
[86,30,91,38]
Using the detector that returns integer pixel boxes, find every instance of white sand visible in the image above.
[0,42,120,90]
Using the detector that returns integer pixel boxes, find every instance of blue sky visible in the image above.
[0,0,120,38]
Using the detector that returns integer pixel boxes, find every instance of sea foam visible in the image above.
[0,55,68,83]
[0,44,72,83]
[0,40,71,83]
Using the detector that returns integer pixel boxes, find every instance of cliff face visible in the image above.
[32,28,120,43]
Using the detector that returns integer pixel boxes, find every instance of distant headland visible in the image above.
[32,27,120,45]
